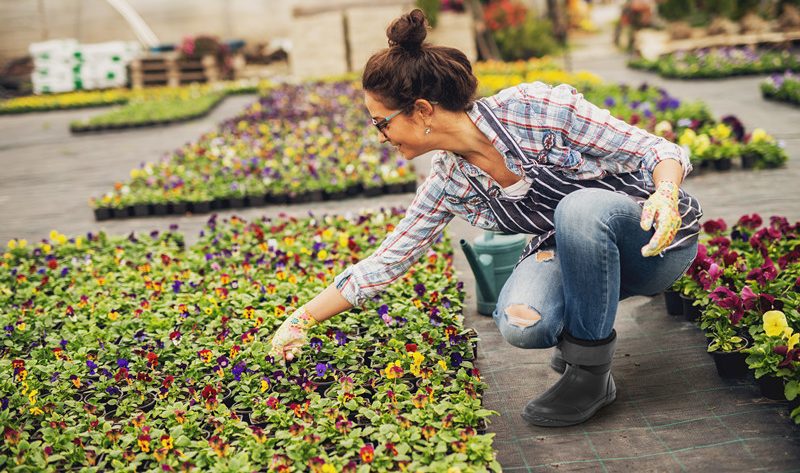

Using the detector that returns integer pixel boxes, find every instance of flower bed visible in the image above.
[761,71,800,106]
[69,82,262,134]
[667,214,800,422]
[628,47,800,79]
[89,81,417,220]
[0,210,499,471]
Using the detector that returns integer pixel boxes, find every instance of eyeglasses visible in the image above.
[371,101,438,138]
[371,110,402,137]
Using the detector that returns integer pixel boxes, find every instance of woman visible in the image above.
[268,9,701,427]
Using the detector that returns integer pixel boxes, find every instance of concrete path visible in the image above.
[2,16,800,470]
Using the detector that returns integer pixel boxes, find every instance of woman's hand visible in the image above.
[267,306,318,363]
[639,181,681,257]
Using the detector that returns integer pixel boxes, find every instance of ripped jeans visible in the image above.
[492,188,698,347]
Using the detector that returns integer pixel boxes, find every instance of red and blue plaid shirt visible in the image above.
[334,82,693,306]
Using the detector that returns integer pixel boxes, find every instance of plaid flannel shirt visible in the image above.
[333,82,693,306]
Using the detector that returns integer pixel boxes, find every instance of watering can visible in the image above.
[460,231,527,316]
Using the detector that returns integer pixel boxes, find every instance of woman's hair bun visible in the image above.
[386,8,428,52]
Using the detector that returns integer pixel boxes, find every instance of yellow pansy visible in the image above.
[678,128,696,147]
[750,128,771,144]
[317,250,328,260]
[788,332,799,350]
[763,310,788,337]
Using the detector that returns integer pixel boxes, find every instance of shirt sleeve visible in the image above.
[522,82,693,182]
[332,154,454,307]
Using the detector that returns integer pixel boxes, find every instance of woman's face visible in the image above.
[364,92,431,159]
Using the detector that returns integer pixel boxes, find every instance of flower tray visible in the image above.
[92,181,418,220]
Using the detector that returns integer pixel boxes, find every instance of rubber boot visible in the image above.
[550,346,566,374]
[523,330,617,427]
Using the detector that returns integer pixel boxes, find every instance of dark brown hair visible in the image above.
[362,9,477,113]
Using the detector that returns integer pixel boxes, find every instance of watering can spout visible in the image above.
[460,239,497,302]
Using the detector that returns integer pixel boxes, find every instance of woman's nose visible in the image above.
[379,133,390,144]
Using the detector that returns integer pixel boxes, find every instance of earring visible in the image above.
[425,127,431,135]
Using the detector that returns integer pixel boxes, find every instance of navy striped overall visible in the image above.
[466,100,703,265]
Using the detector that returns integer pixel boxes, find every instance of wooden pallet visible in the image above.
[129,52,219,89]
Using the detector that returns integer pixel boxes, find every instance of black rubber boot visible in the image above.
[550,346,566,374]
[523,330,617,427]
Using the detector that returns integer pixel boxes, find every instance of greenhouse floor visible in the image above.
[2,20,800,473]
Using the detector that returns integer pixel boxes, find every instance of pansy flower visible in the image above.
[138,434,151,452]
[359,443,375,463]
[208,435,228,457]
[315,363,329,378]
[147,352,159,369]
[198,349,213,363]
[232,361,247,381]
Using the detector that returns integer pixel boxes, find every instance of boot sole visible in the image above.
[521,391,617,427]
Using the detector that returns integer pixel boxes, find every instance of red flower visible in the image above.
[360,443,375,463]
[147,352,159,369]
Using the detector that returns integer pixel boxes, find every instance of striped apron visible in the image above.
[465,100,703,265]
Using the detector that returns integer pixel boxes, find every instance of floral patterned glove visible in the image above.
[640,181,681,257]
[267,306,317,363]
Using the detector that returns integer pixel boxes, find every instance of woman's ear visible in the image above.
[413,99,436,119]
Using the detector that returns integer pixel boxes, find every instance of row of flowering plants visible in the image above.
[0,209,499,471]
[0,80,263,116]
[89,80,418,220]
[478,61,786,171]
[668,214,800,422]
[0,89,129,114]
[68,81,262,134]
[761,70,800,106]
[628,47,800,79]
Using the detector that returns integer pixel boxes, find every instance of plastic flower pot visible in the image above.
[713,158,732,171]
[476,418,488,435]
[756,375,786,401]
[741,153,758,169]
[346,183,363,196]
[112,207,131,219]
[211,198,230,211]
[229,197,246,209]
[384,183,404,194]
[150,203,168,216]
[680,295,702,322]
[663,290,683,316]
[708,340,750,379]
[246,194,265,207]
[308,190,324,202]
[323,190,346,201]
[403,181,417,193]
[93,207,111,221]
[364,186,383,197]
[132,203,150,217]
[170,202,189,215]
[267,192,288,204]
[191,201,212,214]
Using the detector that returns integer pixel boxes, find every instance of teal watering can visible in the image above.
[460,231,527,316]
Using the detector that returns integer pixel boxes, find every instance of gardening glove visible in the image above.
[640,180,681,257]
[267,306,317,364]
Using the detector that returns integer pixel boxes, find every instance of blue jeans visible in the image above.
[492,188,698,347]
